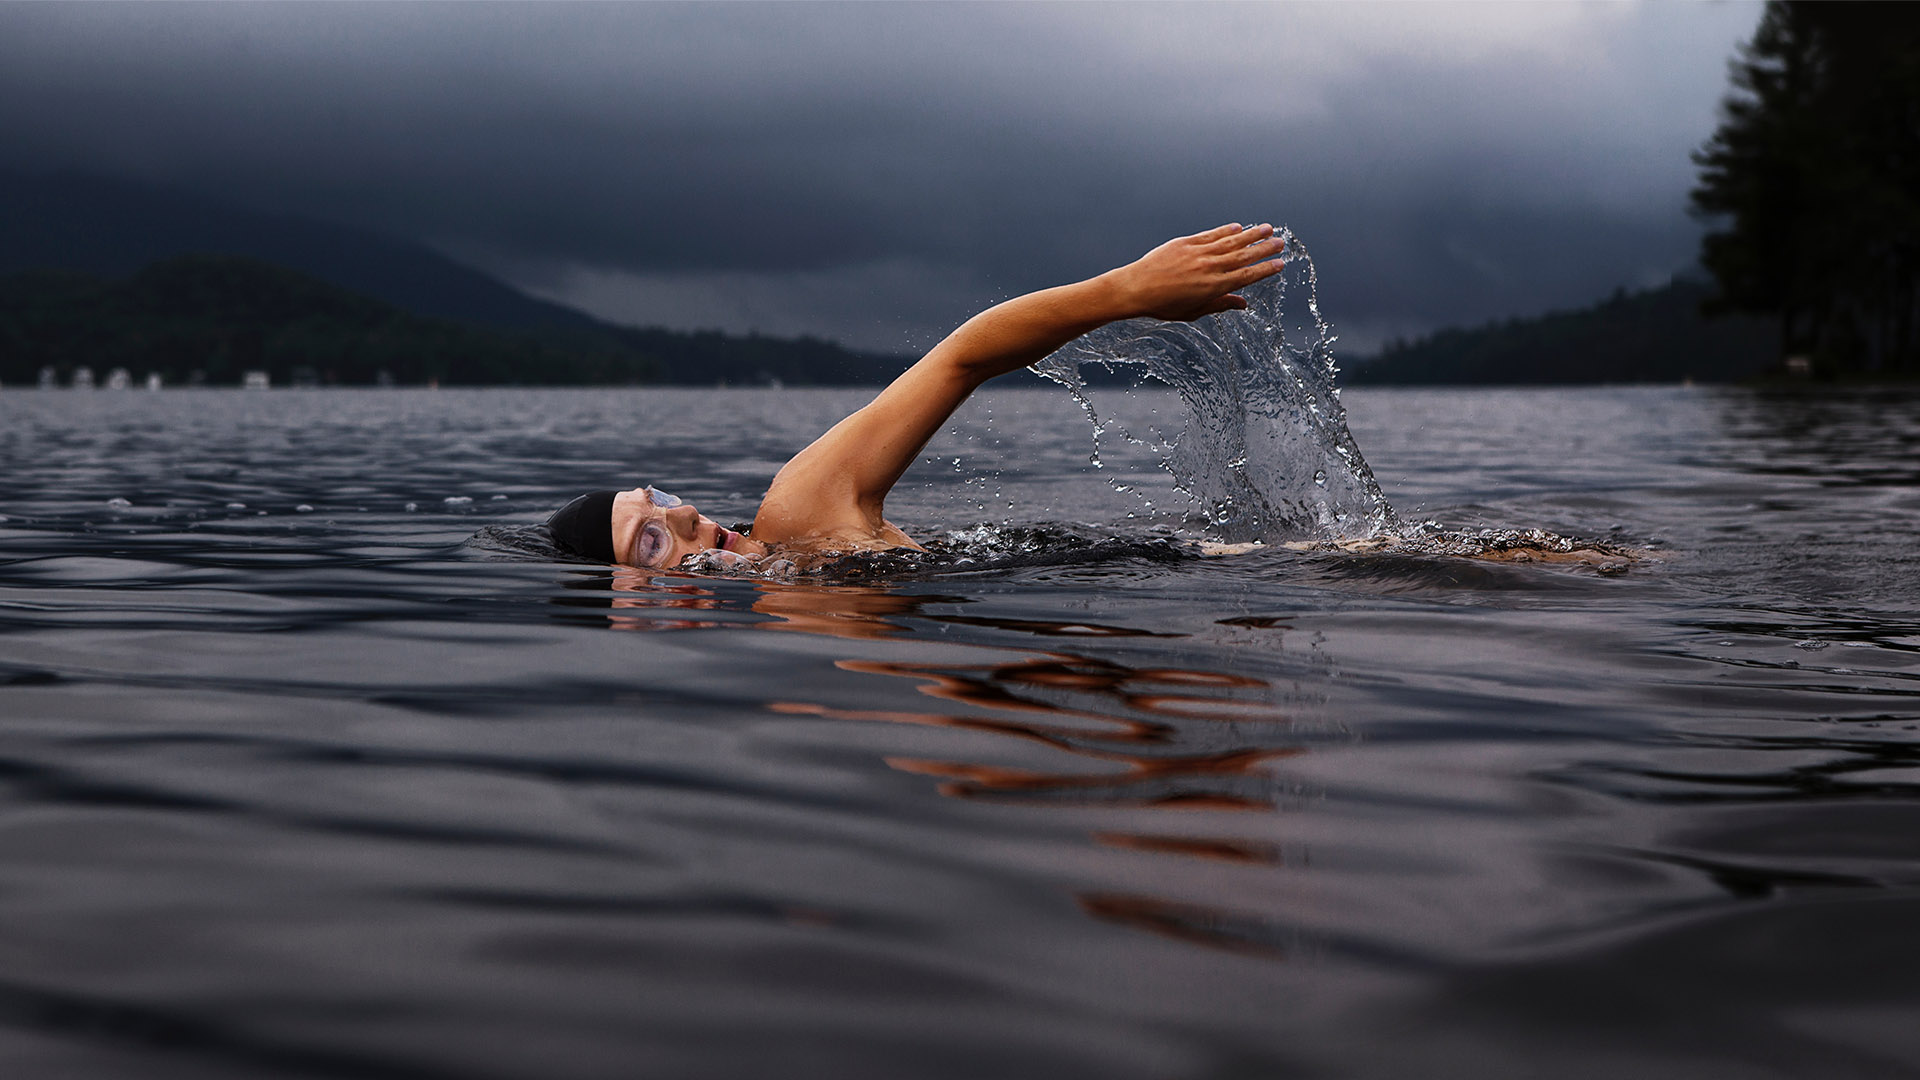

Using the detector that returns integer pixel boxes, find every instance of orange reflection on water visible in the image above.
[604,567,727,631]
[754,594,1321,955]
[773,649,1301,810]
[606,573,964,639]
[746,582,948,640]
[1091,831,1289,866]
[600,573,1316,955]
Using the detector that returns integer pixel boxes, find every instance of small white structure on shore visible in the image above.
[242,371,271,390]
[106,368,131,390]
[72,366,95,390]
[146,372,163,392]
[38,367,57,390]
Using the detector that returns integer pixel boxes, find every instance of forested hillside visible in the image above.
[1346,280,1775,385]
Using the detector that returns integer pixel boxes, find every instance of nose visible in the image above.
[665,503,701,536]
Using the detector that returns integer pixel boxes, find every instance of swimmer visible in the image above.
[547,223,1288,569]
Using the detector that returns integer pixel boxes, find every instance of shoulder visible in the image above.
[751,468,920,551]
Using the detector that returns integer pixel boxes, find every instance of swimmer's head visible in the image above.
[546,490,618,563]
[547,486,767,567]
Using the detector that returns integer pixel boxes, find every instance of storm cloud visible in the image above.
[0,2,1762,352]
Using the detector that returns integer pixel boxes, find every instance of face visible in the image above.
[609,486,768,569]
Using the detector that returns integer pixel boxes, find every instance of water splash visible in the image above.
[1032,228,1396,543]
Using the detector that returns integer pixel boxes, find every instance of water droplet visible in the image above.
[1313,470,1327,487]
[295,504,314,513]
[404,502,418,512]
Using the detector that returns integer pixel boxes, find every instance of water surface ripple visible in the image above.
[1,385,1917,1079]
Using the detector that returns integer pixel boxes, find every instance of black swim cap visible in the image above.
[547,490,618,563]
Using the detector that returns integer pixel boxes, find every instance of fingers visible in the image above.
[1226,234,1286,266]
[1191,223,1244,243]
[1185,222,1285,261]
[1225,222,1276,248]
[1231,255,1287,288]
[1206,222,1276,253]
[1146,223,1286,321]
[1190,222,1284,243]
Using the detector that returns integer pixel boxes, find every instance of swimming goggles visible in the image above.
[629,486,684,567]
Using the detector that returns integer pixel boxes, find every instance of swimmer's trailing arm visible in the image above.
[752,224,1286,544]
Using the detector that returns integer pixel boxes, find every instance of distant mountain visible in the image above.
[1,172,911,385]
[0,256,905,387]
[1,172,597,332]
[1346,280,1777,385]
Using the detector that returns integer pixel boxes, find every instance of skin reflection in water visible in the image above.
[595,570,1319,955]
[772,645,1315,955]
[602,569,728,631]
[606,568,947,638]
[792,655,1297,812]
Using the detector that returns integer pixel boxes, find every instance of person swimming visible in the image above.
[546,223,1289,569]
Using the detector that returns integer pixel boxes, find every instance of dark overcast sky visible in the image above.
[0,2,1763,353]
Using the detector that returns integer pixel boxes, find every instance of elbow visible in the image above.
[917,337,1003,391]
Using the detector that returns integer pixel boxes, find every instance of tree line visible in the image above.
[1692,0,1920,377]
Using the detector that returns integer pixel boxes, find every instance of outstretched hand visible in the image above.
[1106,223,1287,323]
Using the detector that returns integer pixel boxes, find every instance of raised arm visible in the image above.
[750,223,1287,549]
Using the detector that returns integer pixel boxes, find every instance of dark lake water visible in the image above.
[1,384,1917,1079]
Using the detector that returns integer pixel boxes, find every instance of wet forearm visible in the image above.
[928,272,1135,386]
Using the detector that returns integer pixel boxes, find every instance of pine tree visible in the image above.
[1691,1,1920,375]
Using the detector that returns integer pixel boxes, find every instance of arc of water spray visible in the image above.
[1033,228,1399,544]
